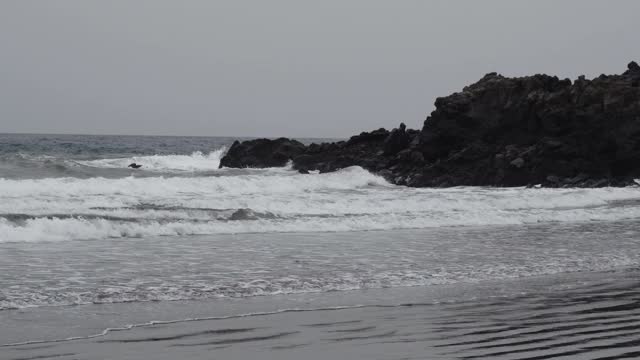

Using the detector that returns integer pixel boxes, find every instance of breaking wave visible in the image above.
[2,165,640,242]
[75,148,227,172]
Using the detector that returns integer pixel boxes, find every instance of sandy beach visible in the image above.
[3,267,640,360]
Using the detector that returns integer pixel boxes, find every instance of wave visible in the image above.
[74,148,227,172]
[2,166,640,242]
[2,205,640,243]
[0,166,385,200]
[0,153,76,178]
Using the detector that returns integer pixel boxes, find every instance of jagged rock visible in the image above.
[347,128,389,146]
[546,175,560,184]
[219,61,640,188]
[229,208,258,221]
[293,128,408,174]
[411,61,640,187]
[409,151,424,163]
[219,138,306,168]
[383,123,410,155]
[625,61,640,74]
[510,158,525,168]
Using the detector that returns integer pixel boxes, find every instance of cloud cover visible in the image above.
[0,0,638,137]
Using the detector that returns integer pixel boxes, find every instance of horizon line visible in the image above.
[0,131,346,140]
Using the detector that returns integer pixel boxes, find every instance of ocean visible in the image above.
[1,133,640,359]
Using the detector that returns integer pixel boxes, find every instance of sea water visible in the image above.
[2,133,640,359]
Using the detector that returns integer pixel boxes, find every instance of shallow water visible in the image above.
[2,222,640,312]
[2,266,640,360]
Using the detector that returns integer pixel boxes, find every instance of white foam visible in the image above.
[0,166,386,203]
[2,166,640,242]
[2,203,640,243]
[75,148,227,172]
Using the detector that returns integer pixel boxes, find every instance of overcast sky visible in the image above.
[0,1,638,138]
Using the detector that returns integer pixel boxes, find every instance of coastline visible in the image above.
[220,62,640,188]
[3,267,639,360]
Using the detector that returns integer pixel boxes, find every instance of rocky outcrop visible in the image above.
[220,62,640,187]
[219,138,306,168]
[295,128,398,174]
[383,123,411,155]
[409,61,640,187]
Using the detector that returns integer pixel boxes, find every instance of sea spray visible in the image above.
[75,148,228,172]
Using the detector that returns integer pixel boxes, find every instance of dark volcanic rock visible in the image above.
[219,62,640,188]
[624,61,640,75]
[409,62,640,187]
[294,128,392,174]
[383,123,410,155]
[219,138,306,168]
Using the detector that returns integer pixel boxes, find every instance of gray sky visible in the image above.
[0,1,638,138]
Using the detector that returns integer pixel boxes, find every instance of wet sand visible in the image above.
[3,269,640,360]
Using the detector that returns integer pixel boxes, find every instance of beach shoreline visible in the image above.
[2,267,639,360]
